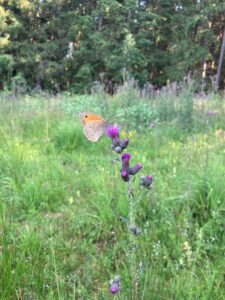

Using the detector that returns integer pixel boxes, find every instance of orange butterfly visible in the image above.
[79,112,109,142]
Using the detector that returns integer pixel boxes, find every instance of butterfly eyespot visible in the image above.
[85,115,87,118]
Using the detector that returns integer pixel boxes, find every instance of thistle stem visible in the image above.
[128,181,138,300]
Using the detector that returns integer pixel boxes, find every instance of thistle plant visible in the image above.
[106,124,153,299]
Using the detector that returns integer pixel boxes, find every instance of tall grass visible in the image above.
[0,83,224,299]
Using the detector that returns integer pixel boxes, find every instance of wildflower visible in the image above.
[109,275,120,294]
[128,224,142,235]
[128,130,136,139]
[122,137,129,149]
[112,137,129,154]
[121,153,131,168]
[121,170,130,182]
[114,146,122,153]
[106,124,119,138]
[110,282,120,294]
[139,175,153,188]
[107,125,129,153]
[149,122,155,129]
[183,241,192,264]
[207,111,217,116]
[121,153,142,177]
[128,163,142,175]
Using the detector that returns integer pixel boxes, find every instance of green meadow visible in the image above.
[0,85,225,299]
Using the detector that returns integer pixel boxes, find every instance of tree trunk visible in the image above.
[215,28,225,90]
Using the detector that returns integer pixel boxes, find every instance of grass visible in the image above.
[0,85,224,299]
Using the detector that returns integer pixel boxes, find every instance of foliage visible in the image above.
[11,72,28,95]
[0,54,14,89]
[0,0,225,92]
[0,88,224,298]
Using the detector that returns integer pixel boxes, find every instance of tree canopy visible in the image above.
[0,0,225,92]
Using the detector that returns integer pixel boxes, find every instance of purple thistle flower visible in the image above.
[121,170,130,182]
[128,224,142,235]
[207,111,217,116]
[106,125,119,138]
[109,282,120,294]
[107,125,129,154]
[128,163,142,175]
[121,153,131,169]
[113,146,122,154]
[121,137,129,150]
[121,153,131,161]
[112,137,129,154]
[139,175,153,188]
[109,275,120,295]
[121,153,142,177]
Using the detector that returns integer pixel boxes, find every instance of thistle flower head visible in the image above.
[121,170,130,182]
[121,153,131,169]
[121,137,129,150]
[128,163,142,175]
[207,110,217,116]
[110,282,119,294]
[136,163,142,169]
[106,124,119,138]
[114,146,122,153]
[121,153,131,161]
[109,275,120,294]
[129,224,142,235]
[112,138,129,153]
[139,175,153,188]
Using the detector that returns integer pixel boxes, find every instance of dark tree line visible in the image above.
[0,0,225,93]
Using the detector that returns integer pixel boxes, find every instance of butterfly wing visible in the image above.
[80,112,109,142]
[80,112,105,125]
[83,120,109,142]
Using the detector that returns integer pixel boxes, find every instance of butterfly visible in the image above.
[79,112,109,142]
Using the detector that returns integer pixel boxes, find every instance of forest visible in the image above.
[1,0,225,93]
